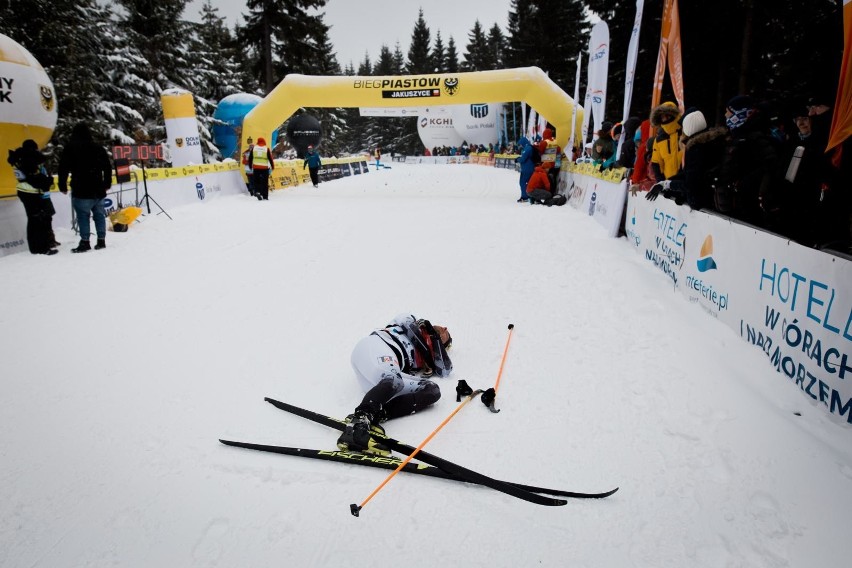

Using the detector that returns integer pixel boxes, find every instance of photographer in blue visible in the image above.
[303,145,322,188]
[515,136,536,202]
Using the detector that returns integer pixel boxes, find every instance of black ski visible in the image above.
[263,397,617,505]
[219,438,619,499]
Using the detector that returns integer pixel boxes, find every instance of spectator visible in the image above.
[336,313,453,455]
[781,105,824,245]
[537,127,563,187]
[606,122,623,169]
[617,117,642,170]
[646,109,727,211]
[591,121,615,169]
[303,145,322,188]
[7,139,57,255]
[526,164,554,206]
[248,136,274,201]
[649,102,683,181]
[718,95,784,229]
[514,136,536,202]
[58,123,113,253]
[630,118,654,187]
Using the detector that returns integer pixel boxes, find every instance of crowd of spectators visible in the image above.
[428,142,497,157]
[594,95,852,253]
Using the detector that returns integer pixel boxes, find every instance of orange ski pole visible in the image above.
[482,323,514,412]
[350,389,483,517]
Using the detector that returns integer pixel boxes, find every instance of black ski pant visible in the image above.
[253,168,270,199]
[17,191,52,253]
[357,376,441,421]
[309,167,320,186]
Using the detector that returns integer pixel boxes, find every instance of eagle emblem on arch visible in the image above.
[443,77,459,96]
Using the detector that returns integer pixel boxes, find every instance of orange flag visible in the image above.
[827,0,852,151]
[651,0,685,112]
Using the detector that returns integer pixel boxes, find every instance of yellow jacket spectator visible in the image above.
[650,102,683,181]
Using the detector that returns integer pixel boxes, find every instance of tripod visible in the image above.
[138,161,172,220]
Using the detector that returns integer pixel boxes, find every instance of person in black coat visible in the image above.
[617,116,642,170]
[7,139,58,255]
[647,109,728,211]
[58,123,113,252]
[718,95,783,229]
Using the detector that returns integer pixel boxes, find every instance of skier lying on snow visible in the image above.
[337,313,453,456]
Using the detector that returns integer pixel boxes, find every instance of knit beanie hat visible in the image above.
[681,111,707,137]
[726,95,754,114]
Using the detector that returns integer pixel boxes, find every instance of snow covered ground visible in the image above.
[1,163,850,567]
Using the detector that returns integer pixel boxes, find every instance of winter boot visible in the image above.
[336,410,390,456]
[94,238,106,250]
[71,240,91,253]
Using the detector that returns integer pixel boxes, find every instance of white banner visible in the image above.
[536,109,547,138]
[566,170,627,238]
[417,115,464,150]
[160,89,203,167]
[451,103,501,146]
[360,106,450,117]
[581,50,593,150]
[527,108,538,139]
[587,21,610,143]
[617,0,644,160]
[0,169,245,258]
[568,52,582,157]
[624,192,852,426]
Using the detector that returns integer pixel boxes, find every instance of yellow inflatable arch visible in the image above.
[242,66,583,155]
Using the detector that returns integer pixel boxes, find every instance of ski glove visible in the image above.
[480,387,496,407]
[645,180,672,201]
[456,380,473,402]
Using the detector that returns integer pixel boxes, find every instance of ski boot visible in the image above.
[337,410,391,456]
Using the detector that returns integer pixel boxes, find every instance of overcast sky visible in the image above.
[184,0,514,70]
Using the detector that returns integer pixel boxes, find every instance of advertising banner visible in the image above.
[566,169,627,237]
[161,89,203,167]
[584,21,610,144]
[451,103,501,145]
[0,33,58,198]
[0,168,245,257]
[625,192,852,426]
[418,114,464,149]
[360,106,450,117]
[568,52,581,156]
[617,0,644,160]
[651,0,685,111]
